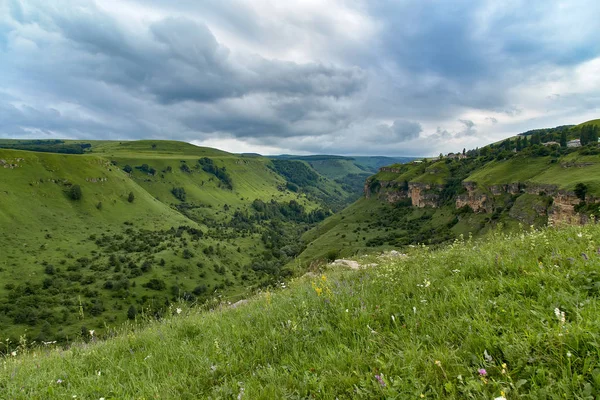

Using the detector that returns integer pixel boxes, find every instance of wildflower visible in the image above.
[494,396,507,400]
[11,351,16,357]
[554,308,566,324]
[413,306,417,314]
[89,330,95,337]
[57,379,63,384]
[374,374,386,387]
[478,368,487,376]
[501,363,507,374]
[176,308,182,315]
[424,279,431,288]
[420,395,425,399]
[567,351,572,358]
[451,269,460,274]
[97,371,101,376]
[577,232,583,238]
[391,315,395,323]
[314,287,323,296]
[434,360,442,367]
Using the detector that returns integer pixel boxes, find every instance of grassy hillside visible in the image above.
[3,223,600,398]
[270,155,416,203]
[0,141,346,342]
[296,197,509,263]
[467,153,600,195]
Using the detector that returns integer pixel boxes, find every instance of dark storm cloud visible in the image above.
[0,0,599,156]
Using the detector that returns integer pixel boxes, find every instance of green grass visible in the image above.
[576,119,600,128]
[466,154,600,196]
[3,223,600,398]
[0,143,345,342]
[297,198,458,263]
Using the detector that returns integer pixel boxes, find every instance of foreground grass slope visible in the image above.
[3,224,600,398]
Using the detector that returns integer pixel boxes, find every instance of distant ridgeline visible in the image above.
[0,139,92,154]
[295,120,600,263]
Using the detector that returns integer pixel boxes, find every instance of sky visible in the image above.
[1,0,599,156]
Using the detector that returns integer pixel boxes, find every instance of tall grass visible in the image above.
[2,223,600,399]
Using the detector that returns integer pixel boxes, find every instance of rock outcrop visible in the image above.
[365,179,442,208]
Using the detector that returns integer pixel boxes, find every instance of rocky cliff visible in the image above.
[365,179,442,207]
[366,172,597,226]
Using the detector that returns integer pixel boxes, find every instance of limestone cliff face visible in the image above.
[548,192,597,226]
[456,182,491,213]
[408,183,442,208]
[364,178,441,208]
[365,170,597,226]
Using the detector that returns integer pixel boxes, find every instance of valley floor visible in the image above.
[2,223,600,398]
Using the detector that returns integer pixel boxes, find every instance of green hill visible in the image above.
[296,120,600,264]
[270,155,416,204]
[0,140,359,342]
[2,223,600,398]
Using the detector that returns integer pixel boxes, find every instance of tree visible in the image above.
[171,187,187,202]
[530,133,541,146]
[123,165,133,173]
[127,305,137,320]
[516,136,522,151]
[522,136,528,148]
[128,192,135,203]
[68,185,82,200]
[560,131,567,148]
[574,183,588,201]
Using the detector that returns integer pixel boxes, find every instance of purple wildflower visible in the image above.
[375,374,386,387]
[478,368,487,376]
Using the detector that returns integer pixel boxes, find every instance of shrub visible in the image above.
[171,187,187,202]
[68,185,82,200]
[128,192,135,203]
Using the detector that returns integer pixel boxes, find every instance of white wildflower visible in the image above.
[89,330,94,337]
[176,308,182,315]
[567,351,572,358]
[10,351,16,357]
[413,306,417,314]
[554,308,566,324]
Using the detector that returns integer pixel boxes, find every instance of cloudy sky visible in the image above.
[1,0,599,156]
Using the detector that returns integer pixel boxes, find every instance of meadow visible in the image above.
[2,223,600,398]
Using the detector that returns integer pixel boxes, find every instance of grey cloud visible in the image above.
[375,120,422,143]
[1,0,600,157]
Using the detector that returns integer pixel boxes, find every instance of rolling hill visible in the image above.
[0,140,366,342]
